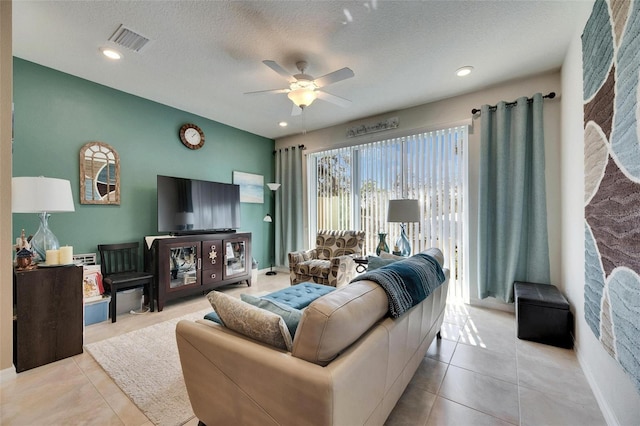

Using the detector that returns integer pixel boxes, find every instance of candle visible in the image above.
[46,249,60,265]
[59,246,73,264]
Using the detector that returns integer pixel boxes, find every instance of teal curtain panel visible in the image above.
[477,94,550,303]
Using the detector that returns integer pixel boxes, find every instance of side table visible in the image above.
[354,256,368,273]
[13,265,83,372]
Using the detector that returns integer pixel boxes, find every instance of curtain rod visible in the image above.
[273,144,306,155]
[471,92,556,115]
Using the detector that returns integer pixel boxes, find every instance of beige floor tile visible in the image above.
[459,319,516,356]
[443,303,470,327]
[517,349,598,407]
[426,396,516,426]
[450,342,518,384]
[385,381,437,426]
[1,358,124,425]
[438,365,520,425]
[519,385,606,426]
[426,337,457,364]
[439,322,462,342]
[409,357,449,394]
[516,338,579,371]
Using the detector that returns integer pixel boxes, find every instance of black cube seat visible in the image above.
[514,281,573,348]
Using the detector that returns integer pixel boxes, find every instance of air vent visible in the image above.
[108,24,150,52]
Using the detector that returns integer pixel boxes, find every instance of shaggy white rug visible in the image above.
[86,309,212,426]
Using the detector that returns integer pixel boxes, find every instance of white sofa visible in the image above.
[176,248,449,426]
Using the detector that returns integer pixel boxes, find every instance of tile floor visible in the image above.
[1,272,606,425]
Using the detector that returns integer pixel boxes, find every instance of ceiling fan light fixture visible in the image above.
[288,88,317,108]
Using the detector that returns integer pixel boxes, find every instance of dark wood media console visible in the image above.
[146,232,251,311]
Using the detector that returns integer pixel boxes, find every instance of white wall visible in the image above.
[561,17,640,426]
[276,71,563,307]
[0,0,13,373]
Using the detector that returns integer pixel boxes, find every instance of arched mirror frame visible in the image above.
[79,141,120,205]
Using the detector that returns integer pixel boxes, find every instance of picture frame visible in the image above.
[233,171,264,204]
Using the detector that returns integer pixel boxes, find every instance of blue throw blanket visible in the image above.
[351,253,446,318]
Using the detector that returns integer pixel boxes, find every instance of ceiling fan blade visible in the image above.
[244,88,289,95]
[316,90,352,108]
[263,60,295,81]
[291,104,302,116]
[313,67,354,88]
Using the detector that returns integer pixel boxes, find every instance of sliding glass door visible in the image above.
[308,125,469,301]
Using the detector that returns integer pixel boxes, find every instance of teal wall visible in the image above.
[12,58,275,268]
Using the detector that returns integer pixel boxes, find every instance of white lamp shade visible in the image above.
[387,199,420,223]
[267,183,281,191]
[263,214,273,223]
[12,177,75,213]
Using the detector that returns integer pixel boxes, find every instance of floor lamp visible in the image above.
[264,182,281,275]
[387,199,420,257]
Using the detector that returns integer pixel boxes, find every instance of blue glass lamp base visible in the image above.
[396,224,411,257]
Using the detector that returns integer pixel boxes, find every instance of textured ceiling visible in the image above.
[12,0,593,139]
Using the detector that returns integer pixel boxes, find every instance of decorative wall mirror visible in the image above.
[79,141,120,205]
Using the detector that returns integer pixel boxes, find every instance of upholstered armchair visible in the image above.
[288,230,365,287]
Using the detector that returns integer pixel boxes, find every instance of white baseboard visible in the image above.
[468,297,515,313]
[574,345,619,426]
[0,365,16,384]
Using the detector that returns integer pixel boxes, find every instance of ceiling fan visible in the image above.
[245,60,355,116]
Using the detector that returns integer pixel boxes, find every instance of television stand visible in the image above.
[145,232,251,311]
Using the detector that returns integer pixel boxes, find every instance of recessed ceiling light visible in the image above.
[279,121,288,127]
[100,47,122,60]
[456,66,473,77]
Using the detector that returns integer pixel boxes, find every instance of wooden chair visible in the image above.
[98,242,154,323]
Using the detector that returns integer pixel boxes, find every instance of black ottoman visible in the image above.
[514,281,573,349]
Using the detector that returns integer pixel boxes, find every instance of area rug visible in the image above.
[582,0,640,393]
[86,308,211,426]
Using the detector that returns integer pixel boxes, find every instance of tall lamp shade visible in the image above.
[12,177,75,263]
[387,199,420,256]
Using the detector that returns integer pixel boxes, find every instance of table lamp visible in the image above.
[12,176,75,263]
[387,199,420,256]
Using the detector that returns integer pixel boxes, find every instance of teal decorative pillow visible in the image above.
[207,291,293,351]
[379,251,405,261]
[367,255,400,270]
[240,294,303,337]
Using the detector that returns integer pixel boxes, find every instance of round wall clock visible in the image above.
[179,123,205,150]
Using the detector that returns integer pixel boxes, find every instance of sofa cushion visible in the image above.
[295,259,331,278]
[291,280,388,365]
[240,294,303,337]
[262,282,336,309]
[207,291,293,351]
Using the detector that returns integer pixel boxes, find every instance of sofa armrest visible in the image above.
[328,254,357,287]
[288,249,317,269]
[176,320,332,426]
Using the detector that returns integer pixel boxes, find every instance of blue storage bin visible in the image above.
[85,297,110,326]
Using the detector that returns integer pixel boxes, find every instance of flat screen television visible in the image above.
[157,175,241,234]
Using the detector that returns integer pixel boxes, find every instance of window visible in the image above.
[308,125,468,301]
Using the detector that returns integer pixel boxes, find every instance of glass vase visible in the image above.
[376,233,390,256]
[30,213,60,263]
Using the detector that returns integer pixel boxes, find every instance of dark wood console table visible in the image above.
[13,265,83,372]
[146,232,251,311]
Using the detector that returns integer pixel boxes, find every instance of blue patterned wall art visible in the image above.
[583,0,640,393]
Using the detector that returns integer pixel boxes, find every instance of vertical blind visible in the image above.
[308,125,468,301]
